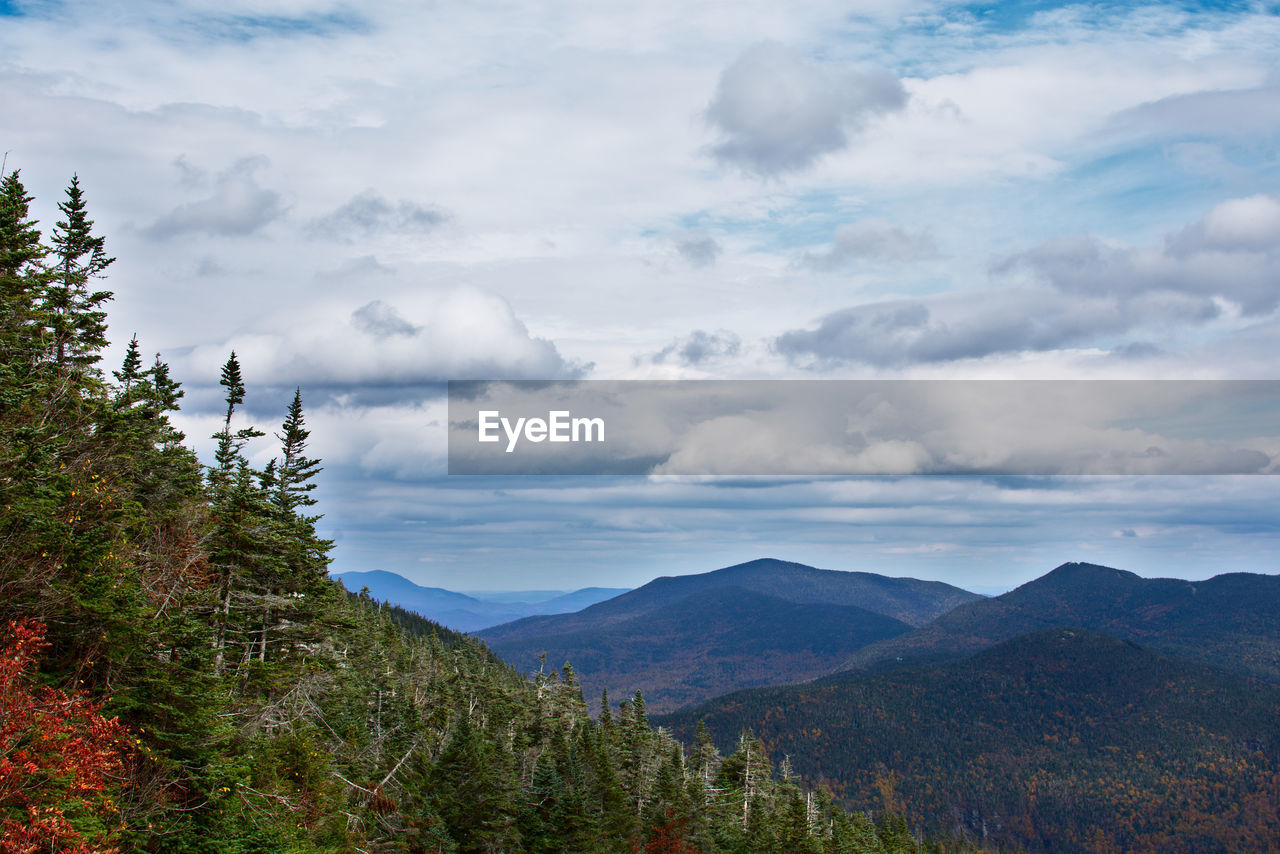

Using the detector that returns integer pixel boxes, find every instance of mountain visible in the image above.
[837,561,1280,683]
[488,585,913,713]
[658,627,1280,852]
[480,558,980,713]
[333,570,628,632]
[483,558,981,642]
[536,586,633,612]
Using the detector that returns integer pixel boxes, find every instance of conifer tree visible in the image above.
[212,351,261,480]
[208,351,270,674]
[46,174,113,369]
[275,387,322,516]
[0,170,49,411]
[113,334,143,394]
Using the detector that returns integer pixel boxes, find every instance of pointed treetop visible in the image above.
[52,173,113,279]
[219,351,245,412]
[275,386,322,513]
[47,173,114,366]
[0,169,45,280]
[114,335,143,390]
[147,354,184,411]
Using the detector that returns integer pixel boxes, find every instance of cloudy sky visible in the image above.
[5,0,1280,593]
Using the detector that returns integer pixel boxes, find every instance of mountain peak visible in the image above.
[1032,561,1142,587]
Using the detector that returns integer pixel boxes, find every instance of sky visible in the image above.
[4,0,1280,593]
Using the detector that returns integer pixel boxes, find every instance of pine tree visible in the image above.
[208,352,268,674]
[212,351,261,480]
[113,334,143,394]
[0,170,49,410]
[275,387,322,516]
[46,174,113,369]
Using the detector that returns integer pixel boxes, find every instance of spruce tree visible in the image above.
[113,334,143,394]
[0,170,48,404]
[212,351,261,480]
[47,174,113,369]
[275,387,322,516]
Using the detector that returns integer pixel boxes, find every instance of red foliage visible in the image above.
[640,812,701,854]
[0,620,130,854]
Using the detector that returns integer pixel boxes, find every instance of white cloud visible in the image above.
[672,231,722,267]
[648,329,742,366]
[307,190,449,241]
[705,40,906,177]
[799,219,935,268]
[779,194,1280,367]
[1170,195,1280,255]
[175,286,581,393]
[1006,194,1280,316]
[144,156,284,239]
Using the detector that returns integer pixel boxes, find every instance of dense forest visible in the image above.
[658,629,1280,853]
[0,170,985,853]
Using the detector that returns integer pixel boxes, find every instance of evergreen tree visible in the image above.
[113,334,143,394]
[275,387,322,516]
[47,174,113,369]
[212,351,261,481]
[0,170,47,366]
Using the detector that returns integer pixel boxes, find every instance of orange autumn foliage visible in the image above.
[0,620,130,854]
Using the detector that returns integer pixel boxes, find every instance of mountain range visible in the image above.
[479,558,982,713]
[654,562,1280,852]
[836,561,1280,683]
[333,569,628,632]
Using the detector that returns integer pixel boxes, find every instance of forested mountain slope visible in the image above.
[488,585,913,713]
[837,561,1280,682]
[660,628,1280,853]
[480,558,978,712]
[483,558,980,642]
[0,170,978,854]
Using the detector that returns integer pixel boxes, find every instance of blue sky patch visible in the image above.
[186,9,371,43]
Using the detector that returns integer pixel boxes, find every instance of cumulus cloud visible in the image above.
[776,284,1219,368]
[705,40,907,177]
[799,219,936,269]
[178,287,582,401]
[1168,194,1280,255]
[1003,194,1280,316]
[1112,86,1280,137]
[673,231,722,267]
[775,293,1142,367]
[145,156,284,239]
[779,195,1280,367]
[307,189,449,241]
[650,329,742,366]
[351,299,419,337]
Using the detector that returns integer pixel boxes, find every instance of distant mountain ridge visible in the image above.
[479,558,981,713]
[333,570,628,632]
[482,558,981,642]
[837,561,1280,682]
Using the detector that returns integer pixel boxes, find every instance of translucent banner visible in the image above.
[447,380,1280,475]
